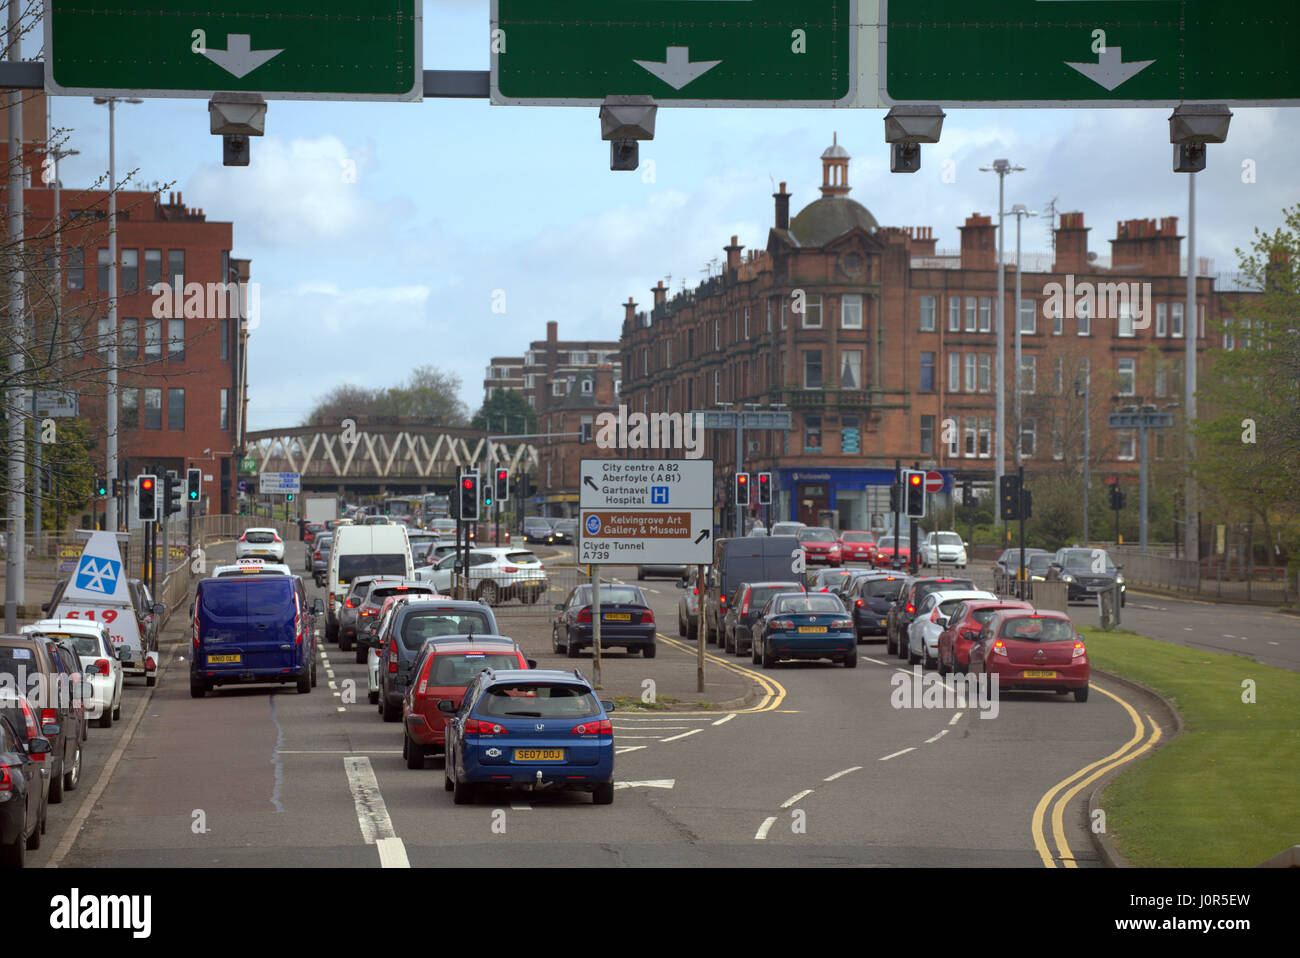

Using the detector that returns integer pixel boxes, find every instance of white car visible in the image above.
[367,647,381,705]
[907,590,997,669]
[22,619,123,728]
[235,527,286,562]
[919,531,969,568]
[416,548,548,605]
[212,559,293,577]
[769,521,807,538]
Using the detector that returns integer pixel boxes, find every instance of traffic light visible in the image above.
[112,478,123,497]
[287,493,294,502]
[1109,485,1126,511]
[94,477,107,497]
[164,471,183,516]
[734,472,750,506]
[483,481,493,509]
[1020,488,1033,519]
[495,469,510,502]
[889,481,900,513]
[903,469,926,518]
[136,474,158,523]
[186,467,201,502]
[459,470,480,522]
[1000,474,1022,521]
[757,472,772,506]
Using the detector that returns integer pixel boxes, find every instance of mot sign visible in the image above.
[579,459,715,565]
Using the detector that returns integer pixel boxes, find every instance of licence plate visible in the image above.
[208,654,241,664]
[514,749,564,761]
[604,613,631,621]
[798,626,828,634]
[1022,670,1057,678]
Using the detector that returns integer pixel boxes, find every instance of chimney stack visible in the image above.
[958,214,997,271]
[725,235,743,272]
[623,298,638,325]
[1053,211,1090,274]
[774,181,791,230]
[1110,216,1181,275]
[652,280,666,307]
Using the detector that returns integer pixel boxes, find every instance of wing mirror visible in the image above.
[436,699,457,713]
[600,699,616,713]
[26,737,51,756]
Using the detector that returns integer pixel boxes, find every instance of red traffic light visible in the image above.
[737,475,748,485]
[461,478,473,489]
[497,470,507,480]
[141,478,154,490]
[908,474,922,486]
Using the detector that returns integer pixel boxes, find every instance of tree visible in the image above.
[472,388,537,435]
[304,366,469,426]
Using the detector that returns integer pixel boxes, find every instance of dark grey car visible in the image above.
[722,581,807,655]
[375,599,501,722]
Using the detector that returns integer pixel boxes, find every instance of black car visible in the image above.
[0,703,51,866]
[523,518,554,545]
[722,581,806,656]
[549,519,577,545]
[1047,548,1127,606]
[850,572,906,640]
[553,584,657,658]
[0,638,78,805]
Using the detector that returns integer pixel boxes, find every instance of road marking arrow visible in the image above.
[614,779,676,789]
[1064,47,1155,91]
[201,34,285,79]
[634,46,722,90]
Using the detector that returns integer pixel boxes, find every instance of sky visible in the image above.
[45,1,1300,433]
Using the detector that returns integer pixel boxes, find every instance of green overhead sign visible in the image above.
[44,1,422,101]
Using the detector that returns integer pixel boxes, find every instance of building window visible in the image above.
[948,353,961,393]
[167,249,185,286]
[1020,421,1036,458]
[97,317,112,354]
[642,350,648,376]
[965,353,977,392]
[802,294,823,329]
[144,318,161,359]
[1018,355,1036,394]
[766,298,773,332]
[841,414,860,454]
[920,415,935,455]
[167,388,185,430]
[918,295,936,332]
[946,419,960,457]
[948,296,960,332]
[1054,357,1063,394]
[977,416,991,457]
[780,300,788,330]
[168,318,184,360]
[143,388,162,429]
[978,354,991,392]
[841,294,862,329]
[1171,302,1184,338]
[744,307,751,339]
[1118,301,1134,337]
[66,248,84,290]
[1155,361,1167,398]
[1019,299,1036,334]
[1117,430,1136,461]
[840,350,863,390]
[803,350,823,389]
[978,297,992,333]
[221,318,230,362]
[1239,319,1251,350]
[1052,425,1064,461]
[96,248,110,291]
[665,340,671,367]
[121,317,138,360]
[580,415,594,442]
[1223,318,1234,350]
[713,371,720,404]
[121,388,139,429]
[1156,302,1168,337]
[965,296,977,332]
[964,418,977,457]
[1118,357,1136,396]
[714,319,720,348]
[1077,297,1091,335]
[804,415,822,451]
[552,381,565,397]
[220,388,230,430]
[920,351,935,392]
[581,378,594,395]
[121,249,138,292]
[1198,303,1206,339]
[1052,299,1063,336]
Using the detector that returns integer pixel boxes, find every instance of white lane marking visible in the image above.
[1184,627,1194,631]
[949,711,963,725]
[755,816,778,840]
[1223,634,1235,639]
[644,588,660,594]
[660,728,703,743]
[1240,635,1249,641]
[614,716,715,723]
[615,779,676,789]
[781,789,813,807]
[615,745,647,754]
[615,725,692,731]
[823,766,862,782]
[279,749,403,754]
[332,691,341,698]
[712,712,737,726]
[328,680,337,690]
[612,735,668,739]
[925,729,948,744]
[1268,641,1279,646]
[326,670,335,679]
[337,707,346,712]
[343,756,409,867]
[863,656,892,666]
[879,747,915,761]
[510,803,533,810]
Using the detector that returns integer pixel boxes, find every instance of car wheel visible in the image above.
[476,582,499,606]
[190,677,207,698]
[63,743,81,791]
[112,699,121,720]
[452,777,475,805]
[643,643,656,659]
[382,699,400,722]
[592,782,614,805]
[1,831,23,867]
[25,811,40,850]
[553,625,566,654]
[907,641,920,667]
[1074,684,1090,703]
[146,674,157,688]
[296,667,311,694]
[99,706,114,729]
[368,689,378,705]
[49,757,64,803]
[844,649,858,669]
[751,638,761,665]
[405,734,425,769]
[339,631,353,653]
[678,612,686,637]
[938,649,950,677]
[355,646,366,665]
[311,659,318,687]
[761,644,774,668]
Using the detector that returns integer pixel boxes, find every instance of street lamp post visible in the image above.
[94,96,142,531]
[1009,204,1036,469]
[1075,375,1090,544]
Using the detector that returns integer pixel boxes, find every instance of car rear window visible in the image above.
[371,585,430,603]
[399,611,493,650]
[504,552,541,564]
[751,585,803,607]
[201,584,246,618]
[428,652,521,686]
[776,595,845,614]
[477,683,600,719]
[999,617,1076,642]
[863,579,903,599]
[581,586,644,606]
[244,531,276,544]
[339,554,409,581]
[915,580,974,604]
[39,632,100,657]
[246,581,295,616]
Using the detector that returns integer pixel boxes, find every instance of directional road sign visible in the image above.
[492,0,857,107]
[45,1,423,101]
[258,472,301,495]
[579,459,715,564]
[881,0,1300,107]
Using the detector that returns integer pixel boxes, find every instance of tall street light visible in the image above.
[1075,374,1090,544]
[980,158,1024,539]
[93,95,143,532]
[5,0,25,631]
[1008,204,1036,468]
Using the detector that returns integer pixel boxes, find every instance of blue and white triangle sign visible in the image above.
[63,531,130,602]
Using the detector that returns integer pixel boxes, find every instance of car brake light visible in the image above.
[465,718,505,735]
[719,595,726,606]
[577,608,592,623]
[855,599,863,607]
[930,609,942,623]
[238,534,247,542]
[1072,641,1087,658]
[273,532,282,542]
[41,708,57,728]
[740,593,749,614]
[388,638,398,673]
[692,587,698,595]
[502,566,517,574]
[571,719,612,735]
[93,658,111,676]
[640,610,655,625]
[992,640,1008,657]
[345,597,359,608]
[906,603,915,614]
[832,618,853,629]
[771,618,795,630]
[0,766,11,791]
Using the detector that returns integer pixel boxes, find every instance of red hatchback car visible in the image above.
[968,610,1090,702]
[936,598,1033,676]
[401,637,533,769]
[837,531,877,564]
[797,528,842,566]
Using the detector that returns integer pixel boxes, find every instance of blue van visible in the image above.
[191,574,320,698]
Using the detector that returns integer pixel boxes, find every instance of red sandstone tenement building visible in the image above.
[617,139,1259,530]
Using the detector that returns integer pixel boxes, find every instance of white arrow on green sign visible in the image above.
[44,1,423,101]
[491,0,858,106]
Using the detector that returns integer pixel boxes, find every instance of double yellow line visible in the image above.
[1031,683,1162,867]
[655,632,788,713]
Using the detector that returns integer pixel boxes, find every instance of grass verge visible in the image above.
[1080,627,1300,867]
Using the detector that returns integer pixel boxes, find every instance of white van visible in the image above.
[326,523,414,641]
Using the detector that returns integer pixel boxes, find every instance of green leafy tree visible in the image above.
[472,389,537,435]
[305,366,469,426]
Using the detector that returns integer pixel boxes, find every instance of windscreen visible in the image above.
[244,531,276,544]
[429,653,520,686]
[799,528,836,542]
[477,683,601,719]
[339,554,409,581]
[1061,550,1117,572]
[399,610,493,650]
[936,533,963,546]
[841,532,874,543]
